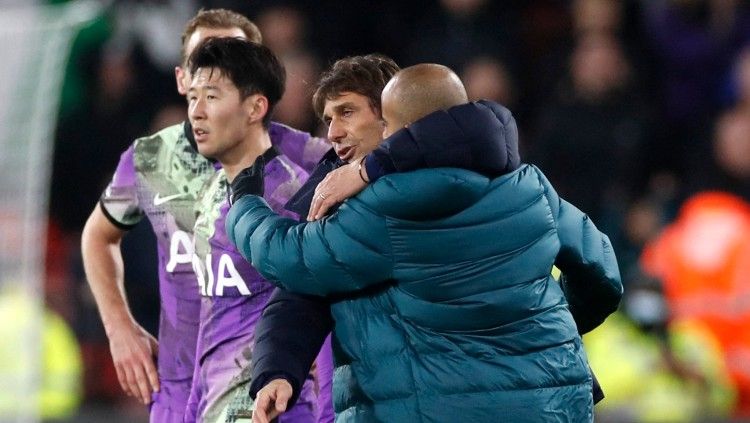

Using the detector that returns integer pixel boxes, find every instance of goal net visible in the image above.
[0,1,101,421]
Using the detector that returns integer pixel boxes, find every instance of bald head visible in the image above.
[381,64,468,137]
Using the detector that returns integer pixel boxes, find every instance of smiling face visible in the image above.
[187,67,256,161]
[322,91,384,163]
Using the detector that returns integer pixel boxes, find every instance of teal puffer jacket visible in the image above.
[227,164,622,422]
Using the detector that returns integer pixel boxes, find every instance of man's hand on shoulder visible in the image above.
[107,320,159,404]
[308,159,368,221]
[252,378,293,423]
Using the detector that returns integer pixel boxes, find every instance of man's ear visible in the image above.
[175,66,187,96]
[246,94,269,125]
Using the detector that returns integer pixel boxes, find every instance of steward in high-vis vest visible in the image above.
[642,192,750,418]
[0,287,83,419]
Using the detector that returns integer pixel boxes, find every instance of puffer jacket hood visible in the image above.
[369,100,520,180]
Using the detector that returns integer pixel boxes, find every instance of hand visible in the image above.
[229,155,266,204]
[107,322,160,404]
[252,379,293,423]
[307,160,367,221]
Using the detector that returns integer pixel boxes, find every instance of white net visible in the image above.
[0,1,101,421]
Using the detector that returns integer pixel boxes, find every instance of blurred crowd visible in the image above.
[43,0,750,421]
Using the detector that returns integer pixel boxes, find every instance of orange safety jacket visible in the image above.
[642,192,750,416]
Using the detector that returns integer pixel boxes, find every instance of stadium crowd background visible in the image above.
[34,0,750,421]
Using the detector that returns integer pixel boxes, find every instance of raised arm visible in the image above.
[535,166,623,334]
[227,195,393,296]
[308,101,520,220]
[81,204,159,404]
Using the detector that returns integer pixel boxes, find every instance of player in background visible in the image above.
[80,9,328,422]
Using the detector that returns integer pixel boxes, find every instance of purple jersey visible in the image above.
[269,123,331,173]
[102,123,215,420]
[186,151,317,422]
[100,122,329,422]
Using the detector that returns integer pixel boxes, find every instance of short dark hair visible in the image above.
[181,9,262,65]
[312,54,400,119]
[188,37,285,128]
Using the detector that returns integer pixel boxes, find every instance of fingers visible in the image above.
[122,364,141,401]
[274,387,291,413]
[144,359,160,394]
[307,162,368,220]
[116,357,157,403]
[307,173,334,221]
[253,390,273,423]
[130,364,154,404]
[308,194,338,221]
[314,196,339,221]
[307,194,321,221]
[114,363,132,397]
[109,324,159,403]
[254,379,292,423]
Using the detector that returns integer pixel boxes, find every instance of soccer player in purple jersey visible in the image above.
[80,9,329,423]
[183,37,322,422]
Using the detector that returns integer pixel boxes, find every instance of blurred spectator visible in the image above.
[51,47,154,234]
[460,55,524,155]
[516,1,651,124]
[530,33,654,245]
[641,0,750,177]
[687,110,750,201]
[461,56,516,109]
[584,283,736,422]
[274,52,320,133]
[0,286,83,420]
[573,0,623,35]
[255,5,306,56]
[713,111,750,185]
[107,0,197,73]
[514,0,571,117]
[725,45,750,113]
[616,186,676,287]
[256,5,320,133]
[402,0,520,72]
[642,192,750,417]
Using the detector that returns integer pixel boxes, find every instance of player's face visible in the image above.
[176,26,247,95]
[188,67,255,161]
[322,92,384,163]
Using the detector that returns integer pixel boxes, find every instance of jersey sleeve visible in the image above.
[99,145,143,229]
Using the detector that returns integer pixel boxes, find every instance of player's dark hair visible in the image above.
[188,37,285,128]
[312,54,399,119]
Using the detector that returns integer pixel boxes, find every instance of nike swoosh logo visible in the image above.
[153,192,187,206]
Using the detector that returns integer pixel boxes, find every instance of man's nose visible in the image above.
[189,98,206,121]
[327,118,346,142]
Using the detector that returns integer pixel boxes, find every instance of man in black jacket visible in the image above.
[239,54,401,423]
